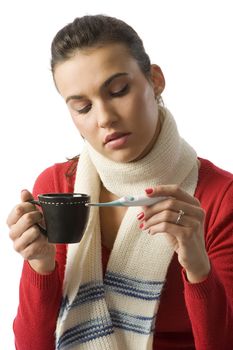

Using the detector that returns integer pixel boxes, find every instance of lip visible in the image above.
[103,132,131,149]
[104,132,131,144]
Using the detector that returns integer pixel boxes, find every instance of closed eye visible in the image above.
[70,82,129,115]
[110,84,129,97]
[75,104,92,114]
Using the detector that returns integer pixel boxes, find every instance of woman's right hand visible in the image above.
[7,189,56,274]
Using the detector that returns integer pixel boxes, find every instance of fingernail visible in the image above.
[145,188,154,195]
[137,212,144,220]
[21,189,28,193]
[139,222,144,229]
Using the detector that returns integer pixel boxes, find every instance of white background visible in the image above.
[0,0,232,348]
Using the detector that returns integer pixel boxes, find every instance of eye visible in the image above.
[71,103,92,115]
[110,84,129,97]
[76,104,92,114]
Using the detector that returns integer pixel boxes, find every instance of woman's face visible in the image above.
[54,43,165,163]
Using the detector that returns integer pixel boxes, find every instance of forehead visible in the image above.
[54,43,141,97]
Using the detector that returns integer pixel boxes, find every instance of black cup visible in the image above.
[30,193,90,244]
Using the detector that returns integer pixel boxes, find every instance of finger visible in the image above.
[16,233,49,261]
[7,201,37,227]
[21,189,43,217]
[143,199,205,223]
[21,189,34,202]
[143,221,193,238]
[145,185,200,206]
[141,209,200,231]
[13,225,41,253]
[7,190,38,227]
[9,210,43,240]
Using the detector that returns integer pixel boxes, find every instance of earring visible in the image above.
[156,95,164,106]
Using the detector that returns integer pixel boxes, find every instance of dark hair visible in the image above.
[51,14,151,76]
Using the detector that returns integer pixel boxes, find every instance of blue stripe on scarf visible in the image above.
[72,281,105,307]
[59,282,105,314]
[58,296,69,320]
[57,309,155,349]
[57,316,113,349]
[57,275,161,347]
[104,271,164,300]
[110,309,155,334]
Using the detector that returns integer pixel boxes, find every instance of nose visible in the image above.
[96,101,118,128]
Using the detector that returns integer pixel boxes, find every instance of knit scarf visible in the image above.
[56,108,199,350]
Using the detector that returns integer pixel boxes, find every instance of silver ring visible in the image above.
[176,209,185,225]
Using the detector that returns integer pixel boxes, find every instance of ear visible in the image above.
[150,64,165,96]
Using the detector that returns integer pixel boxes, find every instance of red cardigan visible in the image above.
[14,158,233,350]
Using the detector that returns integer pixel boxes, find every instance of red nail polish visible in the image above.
[145,188,154,195]
[139,222,144,229]
[137,212,144,220]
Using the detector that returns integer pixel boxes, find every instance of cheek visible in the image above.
[141,88,158,122]
[134,83,155,108]
[129,89,157,124]
[119,92,146,119]
[69,112,85,134]
[70,114,80,130]
[71,114,97,141]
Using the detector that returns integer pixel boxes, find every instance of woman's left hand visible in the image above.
[138,185,210,283]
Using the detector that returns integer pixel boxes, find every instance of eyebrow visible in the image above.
[65,72,129,103]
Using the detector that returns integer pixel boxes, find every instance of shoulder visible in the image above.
[32,157,79,197]
[196,158,233,225]
[196,158,233,198]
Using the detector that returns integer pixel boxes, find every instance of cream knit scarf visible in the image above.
[56,108,198,350]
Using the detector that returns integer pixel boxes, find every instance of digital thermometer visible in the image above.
[86,195,167,207]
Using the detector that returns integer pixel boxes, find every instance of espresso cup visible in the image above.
[30,193,90,244]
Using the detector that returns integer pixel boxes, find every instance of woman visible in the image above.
[7,15,233,350]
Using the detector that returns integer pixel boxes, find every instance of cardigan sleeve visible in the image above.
[13,162,73,350]
[183,178,233,350]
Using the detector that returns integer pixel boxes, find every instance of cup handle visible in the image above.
[28,199,47,236]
